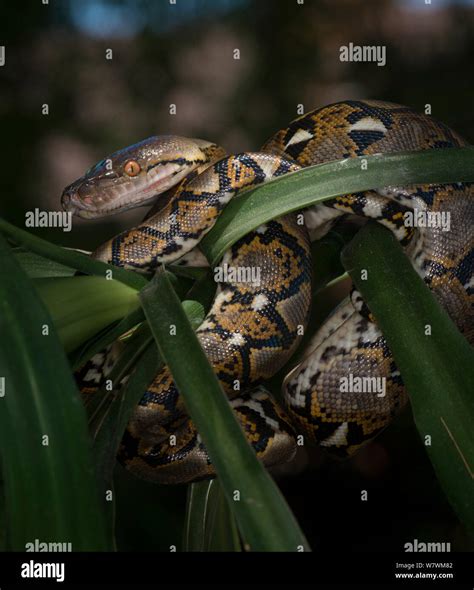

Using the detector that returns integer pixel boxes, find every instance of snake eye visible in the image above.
[124,160,141,177]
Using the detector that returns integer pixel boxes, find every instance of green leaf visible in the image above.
[14,249,77,278]
[341,221,474,534]
[34,276,140,353]
[90,302,204,546]
[90,294,208,494]
[184,480,241,552]
[0,233,109,550]
[139,269,310,552]
[0,216,148,291]
[91,334,159,492]
[181,300,206,329]
[167,265,208,282]
[70,306,145,371]
[201,148,474,265]
[184,269,216,312]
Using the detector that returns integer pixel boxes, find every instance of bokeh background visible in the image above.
[1,0,473,551]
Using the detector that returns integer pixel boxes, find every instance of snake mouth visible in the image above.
[61,190,80,216]
[61,186,106,219]
[61,189,156,219]
[61,178,159,219]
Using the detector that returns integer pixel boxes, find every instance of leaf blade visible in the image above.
[201,148,474,265]
[341,222,474,534]
[0,234,109,550]
[139,269,310,552]
[183,480,241,552]
[0,216,147,291]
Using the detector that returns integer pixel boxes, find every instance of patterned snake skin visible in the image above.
[62,100,474,484]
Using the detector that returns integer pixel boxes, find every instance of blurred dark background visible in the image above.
[1,0,473,551]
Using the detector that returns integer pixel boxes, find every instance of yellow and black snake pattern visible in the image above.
[62,100,474,484]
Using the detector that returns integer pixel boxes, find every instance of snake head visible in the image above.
[61,136,224,219]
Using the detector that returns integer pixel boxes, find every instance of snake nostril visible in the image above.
[61,188,80,212]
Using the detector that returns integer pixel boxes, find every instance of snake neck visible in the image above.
[91,152,300,271]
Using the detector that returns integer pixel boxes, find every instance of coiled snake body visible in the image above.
[62,100,474,484]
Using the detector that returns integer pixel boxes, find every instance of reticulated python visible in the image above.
[62,100,474,484]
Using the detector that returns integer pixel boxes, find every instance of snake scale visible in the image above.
[62,100,474,484]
